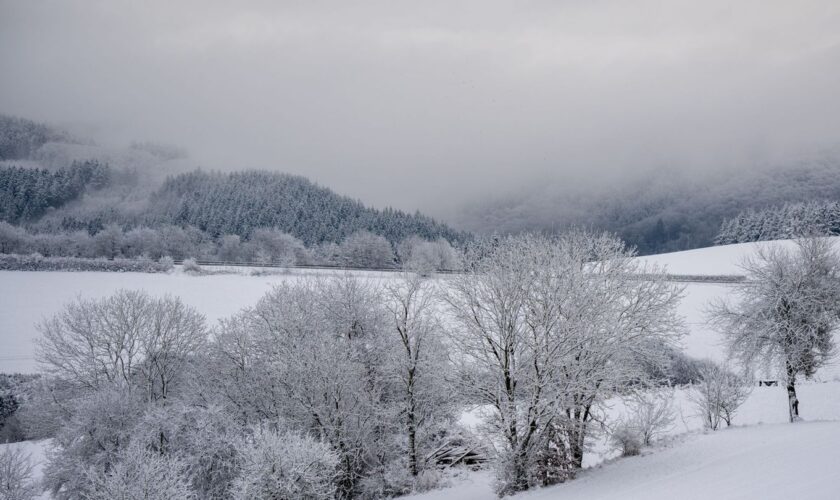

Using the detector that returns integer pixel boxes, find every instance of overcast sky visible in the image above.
[2,0,839,217]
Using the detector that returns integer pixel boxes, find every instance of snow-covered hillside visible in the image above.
[407,419,840,500]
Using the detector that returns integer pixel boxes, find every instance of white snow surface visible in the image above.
[635,237,840,276]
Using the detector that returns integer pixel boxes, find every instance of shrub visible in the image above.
[628,389,675,445]
[688,361,752,430]
[610,423,642,457]
[0,253,172,273]
[84,444,196,500]
[181,258,204,275]
[232,427,338,500]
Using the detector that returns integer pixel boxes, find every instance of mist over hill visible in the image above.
[455,155,840,254]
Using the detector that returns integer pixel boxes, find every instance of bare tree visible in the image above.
[140,295,207,402]
[709,238,840,422]
[37,290,151,391]
[37,290,207,402]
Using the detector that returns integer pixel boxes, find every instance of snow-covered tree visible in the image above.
[709,238,840,422]
[383,272,453,478]
[339,231,396,268]
[444,232,683,494]
[0,446,38,500]
[210,276,397,498]
[42,387,145,499]
[397,236,461,273]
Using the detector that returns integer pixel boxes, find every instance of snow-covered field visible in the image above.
[4,238,840,375]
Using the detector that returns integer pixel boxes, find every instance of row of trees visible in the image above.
[715,200,840,245]
[0,221,462,270]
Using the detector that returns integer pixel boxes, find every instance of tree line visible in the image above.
[0,221,462,271]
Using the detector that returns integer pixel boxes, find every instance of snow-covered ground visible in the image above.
[635,237,840,276]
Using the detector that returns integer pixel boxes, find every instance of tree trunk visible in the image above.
[407,373,418,476]
[786,364,800,422]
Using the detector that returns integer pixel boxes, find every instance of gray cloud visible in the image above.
[2,0,839,218]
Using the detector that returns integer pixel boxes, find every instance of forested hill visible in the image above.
[147,170,468,246]
[0,114,468,251]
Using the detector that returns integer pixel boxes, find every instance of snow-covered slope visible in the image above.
[409,423,840,500]
[411,381,840,500]
[522,421,840,500]
[636,237,840,276]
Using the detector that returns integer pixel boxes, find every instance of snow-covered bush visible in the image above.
[181,258,204,274]
[688,362,752,430]
[157,255,174,269]
[627,389,676,446]
[85,443,195,500]
[397,236,461,273]
[232,427,338,500]
[0,446,38,500]
[610,422,642,457]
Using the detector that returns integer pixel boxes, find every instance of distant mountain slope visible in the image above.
[146,170,468,246]
[457,157,840,255]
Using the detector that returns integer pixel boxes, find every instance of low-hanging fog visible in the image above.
[2,0,839,221]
